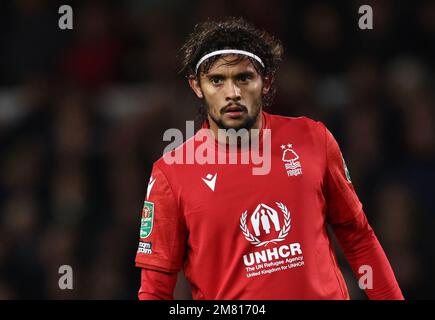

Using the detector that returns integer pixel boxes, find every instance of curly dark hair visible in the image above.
[179,17,283,112]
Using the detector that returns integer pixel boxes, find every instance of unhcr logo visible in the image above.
[240,202,291,247]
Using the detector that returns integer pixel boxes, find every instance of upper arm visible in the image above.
[321,123,364,226]
[135,164,187,273]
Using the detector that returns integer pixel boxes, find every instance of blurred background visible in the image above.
[0,0,434,299]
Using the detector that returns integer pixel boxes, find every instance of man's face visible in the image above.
[189,55,271,130]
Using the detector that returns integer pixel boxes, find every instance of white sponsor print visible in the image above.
[138,242,152,254]
[240,201,305,278]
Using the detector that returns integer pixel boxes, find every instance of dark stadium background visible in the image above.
[0,0,434,299]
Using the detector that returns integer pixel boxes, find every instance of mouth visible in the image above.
[223,105,245,118]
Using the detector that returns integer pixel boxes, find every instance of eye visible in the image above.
[238,74,252,82]
[209,77,223,85]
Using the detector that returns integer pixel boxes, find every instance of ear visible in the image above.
[262,76,273,95]
[188,78,204,99]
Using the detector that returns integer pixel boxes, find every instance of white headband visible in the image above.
[195,49,265,74]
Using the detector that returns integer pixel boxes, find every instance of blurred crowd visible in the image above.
[0,0,434,299]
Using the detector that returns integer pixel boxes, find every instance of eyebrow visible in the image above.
[205,70,257,79]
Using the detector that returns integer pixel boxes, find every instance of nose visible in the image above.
[224,80,241,101]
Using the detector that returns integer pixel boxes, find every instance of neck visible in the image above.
[208,112,263,146]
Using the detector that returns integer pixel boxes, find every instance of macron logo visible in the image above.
[146,177,156,200]
[202,173,217,192]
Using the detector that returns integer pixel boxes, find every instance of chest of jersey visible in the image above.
[178,134,326,248]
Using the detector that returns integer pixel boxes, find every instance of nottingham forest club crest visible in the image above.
[281,144,302,177]
[240,202,291,247]
[140,201,154,238]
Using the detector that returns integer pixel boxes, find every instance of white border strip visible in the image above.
[195,49,265,74]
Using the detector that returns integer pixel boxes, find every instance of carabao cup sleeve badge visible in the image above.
[140,201,154,238]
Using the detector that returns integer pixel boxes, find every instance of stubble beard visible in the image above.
[205,98,262,131]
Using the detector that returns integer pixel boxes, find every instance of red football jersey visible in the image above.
[135,112,403,300]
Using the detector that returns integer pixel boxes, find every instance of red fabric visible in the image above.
[138,268,178,300]
[323,125,403,299]
[134,164,187,273]
[135,112,403,299]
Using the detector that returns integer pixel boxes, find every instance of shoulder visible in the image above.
[151,134,196,179]
[266,112,322,126]
[266,112,326,136]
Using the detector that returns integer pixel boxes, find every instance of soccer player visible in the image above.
[134,17,404,300]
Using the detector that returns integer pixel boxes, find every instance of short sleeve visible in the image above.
[135,164,187,272]
[322,124,363,225]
